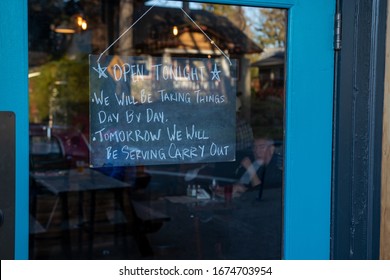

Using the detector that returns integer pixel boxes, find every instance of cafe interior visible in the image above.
[28,0,285,260]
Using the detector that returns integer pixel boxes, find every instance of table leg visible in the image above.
[59,192,72,259]
[114,189,127,250]
[29,183,38,259]
[193,216,203,259]
[87,190,96,259]
[78,191,84,256]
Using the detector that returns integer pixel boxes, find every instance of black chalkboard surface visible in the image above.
[89,55,237,167]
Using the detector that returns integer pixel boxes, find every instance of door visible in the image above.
[0,1,29,260]
[0,0,334,260]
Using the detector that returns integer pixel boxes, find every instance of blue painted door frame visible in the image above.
[0,0,335,259]
[0,0,29,259]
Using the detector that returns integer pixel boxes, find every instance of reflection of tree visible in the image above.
[30,57,89,126]
[201,3,248,33]
[257,9,286,48]
[198,3,285,141]
[200,4,286,49]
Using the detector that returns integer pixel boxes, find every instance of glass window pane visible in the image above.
[29,0,285,260]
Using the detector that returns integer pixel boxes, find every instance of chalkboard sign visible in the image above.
[89,55,237,167]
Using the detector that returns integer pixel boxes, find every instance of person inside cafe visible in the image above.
[235,93,254,162]
[212,94,254,182]
[231,136,283,200]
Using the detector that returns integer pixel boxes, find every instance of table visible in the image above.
[32,168,132,194]
[161,190,238,259]
[31,168,132,258]
[142,186,275,260]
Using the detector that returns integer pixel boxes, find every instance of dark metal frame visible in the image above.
[331,0,387,259]
[0,111,16,259]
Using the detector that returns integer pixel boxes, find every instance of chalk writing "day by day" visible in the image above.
[97,108,166,124]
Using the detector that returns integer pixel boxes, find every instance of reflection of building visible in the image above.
[29,3,263,124]
[29,2,263,86]
[129,6,262,101]
[28,2,262,63]
[132,6,261,57]
[251,47,284,97]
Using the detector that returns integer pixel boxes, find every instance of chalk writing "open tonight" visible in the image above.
[94,63,222,82]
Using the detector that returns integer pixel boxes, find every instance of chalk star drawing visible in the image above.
[211,63,221,81]
[92,63,108,78]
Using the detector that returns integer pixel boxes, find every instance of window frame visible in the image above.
[0,0,334,259]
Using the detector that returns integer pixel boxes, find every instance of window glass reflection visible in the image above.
[29,0,285,260]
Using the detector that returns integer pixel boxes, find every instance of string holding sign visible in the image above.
[97,4,156,63]
[96,1,232,66]
[179,8,232,66]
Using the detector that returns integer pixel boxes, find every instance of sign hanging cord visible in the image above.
[179,8,232,66]
[97,3,232,66]
[97,4,156,63]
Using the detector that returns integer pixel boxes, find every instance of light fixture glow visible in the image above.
[28,72,41,78]
[54,15,87,34]
[76,16,83,27]
[81,20,87,31]
[54,24,76,34]
[173,26,179,36]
